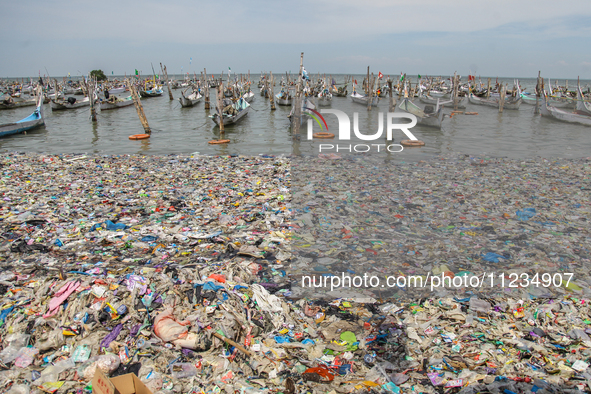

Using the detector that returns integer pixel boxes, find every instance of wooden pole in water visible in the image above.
[499,84,506,113]
[204,68,210,109]
[535,71,541,115]
[88,78,97,122]
[453,72,458,110]
[126,78,151,135]
[487,78,491,99]
[217,82,225,133]
[387,77,395,112]
[365,66,370,96]
[161,63,173,101]
[270,72,276,110]
[368,72,374,110]
[293,52,304,135]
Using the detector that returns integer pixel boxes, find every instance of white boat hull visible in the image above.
[541,95,591,127]
[179,92,202,107]
[350,92,378,106]
[521,94,573,108]
[50,97,92,110]
[108,87,127,94]
[421,95,467,109]
[99,96,135,110]
[468,94,522,110]
[0,98,39,109]
[242,92,255,103]
[276,96,292,106]
[213,106,250,125]
[396,98,445,129]
[575,87,591,116]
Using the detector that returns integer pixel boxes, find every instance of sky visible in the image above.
[1,0,590,79]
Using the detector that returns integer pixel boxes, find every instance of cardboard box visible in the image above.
[92,367,153,394]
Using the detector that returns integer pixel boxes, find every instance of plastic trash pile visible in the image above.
[0,152,590,393]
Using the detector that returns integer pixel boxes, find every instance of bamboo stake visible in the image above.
[292,52,304,135]
[535,71,541,115]
[453,72,459,110]
[217,82,225,133]
[499,84,506,113]
[161,63,173,101]
[387,78,395,112]
[126,78,151,134]
[367,72,373,111]
[487,78,491,99]
[269,72,276,110]
[212,332,252,357]
[204,68,210,109]
[365,66,370,96]
[88,78,97,122]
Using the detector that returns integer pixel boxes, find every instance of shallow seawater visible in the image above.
[1,75,590,160]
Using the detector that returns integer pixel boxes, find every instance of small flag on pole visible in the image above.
[135,69,139,76]
[190,57,192,65]
[378,72,383,79]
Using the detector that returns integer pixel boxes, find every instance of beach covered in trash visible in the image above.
[1,152,591,393]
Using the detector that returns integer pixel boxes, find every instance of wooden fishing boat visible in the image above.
[429,90,450,98]
[0,91,44,137]
[99,95,135,110]
[575,86,591,116]
[275,88,293,106]
[211,97,250,126]
[468,93,522,110]
[242,91,255,103]
[420,94,467,109]
[540,92,591,127]
[179,89,202,107]
[350,91,378,106]
[108,86,127,94]
[395,97,445,129]
[317,88,332,106]
[50,95,93,110]
[139,86,163,97]
[0,95,48,109]
[521,92,572,108]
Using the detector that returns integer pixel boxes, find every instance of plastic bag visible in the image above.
[153,308,190,343]
[79,355,120,381]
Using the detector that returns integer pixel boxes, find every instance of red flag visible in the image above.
[378,72,383,79]
[355,79,357,85]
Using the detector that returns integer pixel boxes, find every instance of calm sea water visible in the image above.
[1,75,590,160]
